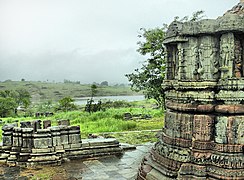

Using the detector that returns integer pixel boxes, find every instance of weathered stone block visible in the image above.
[57,119,70,126]
[193,115,214,142]
[60,126,69,145]
[68,126,81,144]
[31,120,42,132]
[2,124,15,146]
[21,128,34,149]
[33,129,52,149]
[43,120,51,129]
[20,121,31,128]
[49,126,61,146]
[12,127,22,147]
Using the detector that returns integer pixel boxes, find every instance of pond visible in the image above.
[74,95,145,105]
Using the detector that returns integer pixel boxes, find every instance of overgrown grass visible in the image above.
[0,102,164,142]
[52,107,163,136]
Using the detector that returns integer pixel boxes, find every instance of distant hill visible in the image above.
[0,80,141,104]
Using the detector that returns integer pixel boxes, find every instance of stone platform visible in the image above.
[0,120,123,167]
[0,143,153,180]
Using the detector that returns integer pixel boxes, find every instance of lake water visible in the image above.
[74,95,145,105]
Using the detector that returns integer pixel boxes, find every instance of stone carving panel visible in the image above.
[193,115,214,142]
[198,36,219,80]
[183,37,198,79]
[234,35,244,77]
[220,33,235,78]
[164,111,193,139]
[215,116,244,145]
[215,116,228,144]
[177,43,186,80]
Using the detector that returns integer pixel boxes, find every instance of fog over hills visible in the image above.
[0,0,238,83]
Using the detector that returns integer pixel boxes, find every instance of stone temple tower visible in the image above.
[137,1,244,179]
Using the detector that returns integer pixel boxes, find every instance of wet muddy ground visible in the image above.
[0,143,153,180]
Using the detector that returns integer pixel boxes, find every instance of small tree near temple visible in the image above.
[56,97,77,112]
[126,27,166,108]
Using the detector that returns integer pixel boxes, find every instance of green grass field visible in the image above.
[0,100,164,144]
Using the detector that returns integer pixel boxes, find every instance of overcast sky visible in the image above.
[0,0,239,84]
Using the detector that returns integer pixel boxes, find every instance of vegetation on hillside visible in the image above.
[0,80,141,104]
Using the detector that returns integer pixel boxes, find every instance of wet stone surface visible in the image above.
[0,143,153,180]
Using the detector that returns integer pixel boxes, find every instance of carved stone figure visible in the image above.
[234,39,243,77]
[192,45,200,77]
[220,40,231,67]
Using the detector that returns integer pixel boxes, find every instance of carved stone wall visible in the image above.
[137,1,244,179]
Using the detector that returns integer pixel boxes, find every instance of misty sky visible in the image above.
[0,0,239,84]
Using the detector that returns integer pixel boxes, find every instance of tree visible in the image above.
[56,97,77,112]
[91,84,98,100]
[126,27,166,108]
[0,89,31,117]
[0,97,17,117]
[15,89,31,108]
[101,81,109,86]
[126,11,205,108]
[0,90,18,117]
[37,100,54,112]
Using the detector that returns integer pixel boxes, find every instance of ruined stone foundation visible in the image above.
[138,2,244,179]
[0,120,122,167]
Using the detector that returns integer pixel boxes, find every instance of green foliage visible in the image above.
[85,99,102,113]
[0,97,17,117]
[55,97,77,112]
[37,100,54,112]
[63,79,80,84]
[91,84,98,99]
[15,89,31,108]
[173,10,205,22]
[126,27,165,108]
[100,81,109,86]
[0,102,163,142]
[51,107,162,135]
[0,89,31,117]
[102,100,132,109]
[111,131,158,145]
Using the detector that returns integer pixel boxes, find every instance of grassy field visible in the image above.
[0,100,164,144]
[0,80,141,103]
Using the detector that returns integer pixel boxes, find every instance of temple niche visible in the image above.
[137,1,244,180]
[166,44,179,80]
